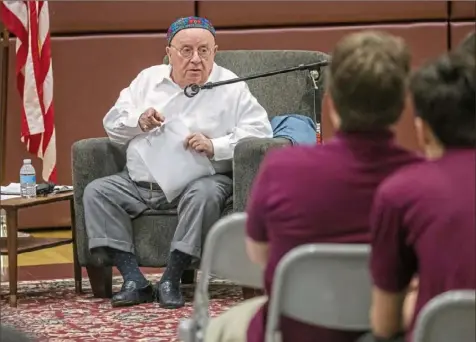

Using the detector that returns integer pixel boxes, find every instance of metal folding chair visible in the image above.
[178,212,264,342]
[265,243,372,342]
[413,290,476,342]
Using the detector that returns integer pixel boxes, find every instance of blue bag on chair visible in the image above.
[271,114,317,145]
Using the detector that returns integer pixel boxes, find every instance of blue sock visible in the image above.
[112,251,148,287]
[160,250,192,284]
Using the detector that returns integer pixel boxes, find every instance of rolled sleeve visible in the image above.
[211,135,232,161]
[123,110,143,128]
[370,186,416,293]
[102,67,157,145]
[211,83,272,162]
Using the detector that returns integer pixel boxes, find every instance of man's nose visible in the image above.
[190,50,201,64]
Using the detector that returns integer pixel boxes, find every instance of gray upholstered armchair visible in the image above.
[71,50,328,298]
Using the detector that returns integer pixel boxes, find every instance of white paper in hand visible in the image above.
[138,117,216,202]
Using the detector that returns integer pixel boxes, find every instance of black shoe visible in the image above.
[111,280,154,308]
[156,280,185,309]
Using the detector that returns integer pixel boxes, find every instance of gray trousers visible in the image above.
[83,170,233,258]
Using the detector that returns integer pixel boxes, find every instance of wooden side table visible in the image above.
[0,192,81,307]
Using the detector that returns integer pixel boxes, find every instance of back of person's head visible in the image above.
[457,31,476,57]
[410,51,475,148]
[327,30,411,131]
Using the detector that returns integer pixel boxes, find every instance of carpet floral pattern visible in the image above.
[0,274,243,341]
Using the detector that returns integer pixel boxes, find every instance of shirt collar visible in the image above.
[331,129,398,159]
[160,64,173,84]
[335,129,395,143]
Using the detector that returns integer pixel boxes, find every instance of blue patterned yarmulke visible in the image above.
[167,16,216,44]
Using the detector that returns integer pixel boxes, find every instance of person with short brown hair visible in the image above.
[203,30,422,342]
[327,30,411,132]
[368,51,475,342]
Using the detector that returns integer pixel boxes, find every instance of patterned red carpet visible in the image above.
[0,274,243,341]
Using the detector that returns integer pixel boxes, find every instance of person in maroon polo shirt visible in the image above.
[366,51,476,342]
[204,30,422,342]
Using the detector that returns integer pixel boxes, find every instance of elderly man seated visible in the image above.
[83,16,272,309]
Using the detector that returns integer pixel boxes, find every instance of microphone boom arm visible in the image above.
[184,60,328,97]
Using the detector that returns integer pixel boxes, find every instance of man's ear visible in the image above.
[165,46,172,63]
[414,117,433,148]
[414,116,444,159]
[210,44,218,58]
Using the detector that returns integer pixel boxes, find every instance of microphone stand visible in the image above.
[183,60,329,98]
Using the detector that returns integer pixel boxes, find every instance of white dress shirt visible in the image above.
[103,63,273,183]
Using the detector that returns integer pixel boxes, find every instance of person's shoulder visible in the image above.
[261,144,323,172]
[269,141,348,165]
[377,160,438,201]
[259,144,352,191]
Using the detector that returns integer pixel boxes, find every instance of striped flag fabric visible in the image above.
[0,0,56,182]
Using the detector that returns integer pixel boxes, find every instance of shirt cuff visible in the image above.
[211,136,231,161]
[123,111,142,128]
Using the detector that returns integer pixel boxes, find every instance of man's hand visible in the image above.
[139,108,165,132]
[184,133,214,158]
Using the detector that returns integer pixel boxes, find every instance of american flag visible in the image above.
[0,0,56,182]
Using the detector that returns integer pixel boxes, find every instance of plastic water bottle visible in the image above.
[0,209,6,275]
[20,159,37,198]
[0,209,6,235]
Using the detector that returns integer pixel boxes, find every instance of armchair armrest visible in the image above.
[71,137,127,265]
[233,137,291,212]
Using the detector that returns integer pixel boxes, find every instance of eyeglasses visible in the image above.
[170,45,212,60]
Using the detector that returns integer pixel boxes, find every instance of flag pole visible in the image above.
[0,23,9,185]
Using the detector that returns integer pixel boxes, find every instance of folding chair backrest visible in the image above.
[178,213,264,342]
[200,212,264,289]
[265,243,371,342]
[413,290,476,342]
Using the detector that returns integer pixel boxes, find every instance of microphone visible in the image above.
[184,83,201,98]
[183,60,329,98]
